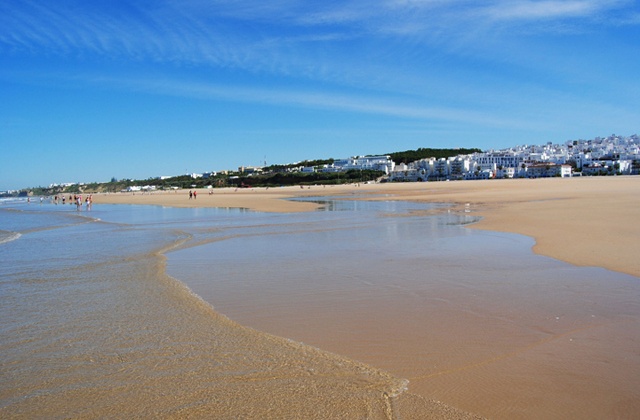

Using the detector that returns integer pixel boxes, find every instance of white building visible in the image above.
[449,156,472,178]
[473,151,525,173]
[324,155,395,174]
[524,163,572,178]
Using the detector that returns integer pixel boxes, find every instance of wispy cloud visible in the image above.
[76,73,526,129]
[2,0,635,79]
[479,0,613,21]
[1,0,637,129]
[2,1,633,59]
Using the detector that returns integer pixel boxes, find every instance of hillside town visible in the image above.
[210,133,640,183]
[387,133,640,181]
[271,133,639,181]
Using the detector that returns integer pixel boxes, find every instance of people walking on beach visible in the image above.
[189,190,193,199]
[193,190,197,199]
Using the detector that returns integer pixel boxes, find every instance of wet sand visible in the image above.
[96,176,640,277]
[93,177,640,418]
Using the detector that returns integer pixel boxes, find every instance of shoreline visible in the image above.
[95,177,640,278]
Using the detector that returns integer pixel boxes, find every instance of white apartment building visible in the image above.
[449,156,472,178]
[324,155,395,174]
[473,151,525,172]
[524,163,572,178]
[433,158,449,178]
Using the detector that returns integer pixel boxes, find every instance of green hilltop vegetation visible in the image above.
[13,148,481,197]
[387,147,482,164]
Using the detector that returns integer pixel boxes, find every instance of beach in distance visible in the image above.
[96,176,640,278]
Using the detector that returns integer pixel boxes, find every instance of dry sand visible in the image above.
[96,176,640,277]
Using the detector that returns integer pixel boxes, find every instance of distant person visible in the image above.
[189,190,193,199]
[193,190,197,199]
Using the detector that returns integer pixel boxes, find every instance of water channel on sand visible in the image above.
[167,197,640,419]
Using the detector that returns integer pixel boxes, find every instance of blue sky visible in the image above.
[1,0,639,190]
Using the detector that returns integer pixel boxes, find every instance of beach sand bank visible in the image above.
[96,176,640,277]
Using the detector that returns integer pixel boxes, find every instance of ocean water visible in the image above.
[1,198,639,419]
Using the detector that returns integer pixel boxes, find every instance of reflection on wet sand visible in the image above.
[168,199,640,419]
[1,202,484,419]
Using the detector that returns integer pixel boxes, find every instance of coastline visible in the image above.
[95,176,640,278]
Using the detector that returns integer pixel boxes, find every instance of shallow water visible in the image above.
[166,197,640,419]
[1,198,639,419]
[0,201,412,419]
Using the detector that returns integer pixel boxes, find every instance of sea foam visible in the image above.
[0,230,21,245]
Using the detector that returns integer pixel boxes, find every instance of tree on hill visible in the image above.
[387,148,482,165]
[229,169,384,188]
[263,158,334,173]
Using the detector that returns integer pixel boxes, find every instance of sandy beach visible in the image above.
[96,176,640,278]
[85,176,640,418]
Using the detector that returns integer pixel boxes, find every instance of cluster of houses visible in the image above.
[305,156,395,175]
[296,134,638,181]
[225,156,395,178]
[123,185,159,192]
[393,134,638,181]
[390,152,575,181]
